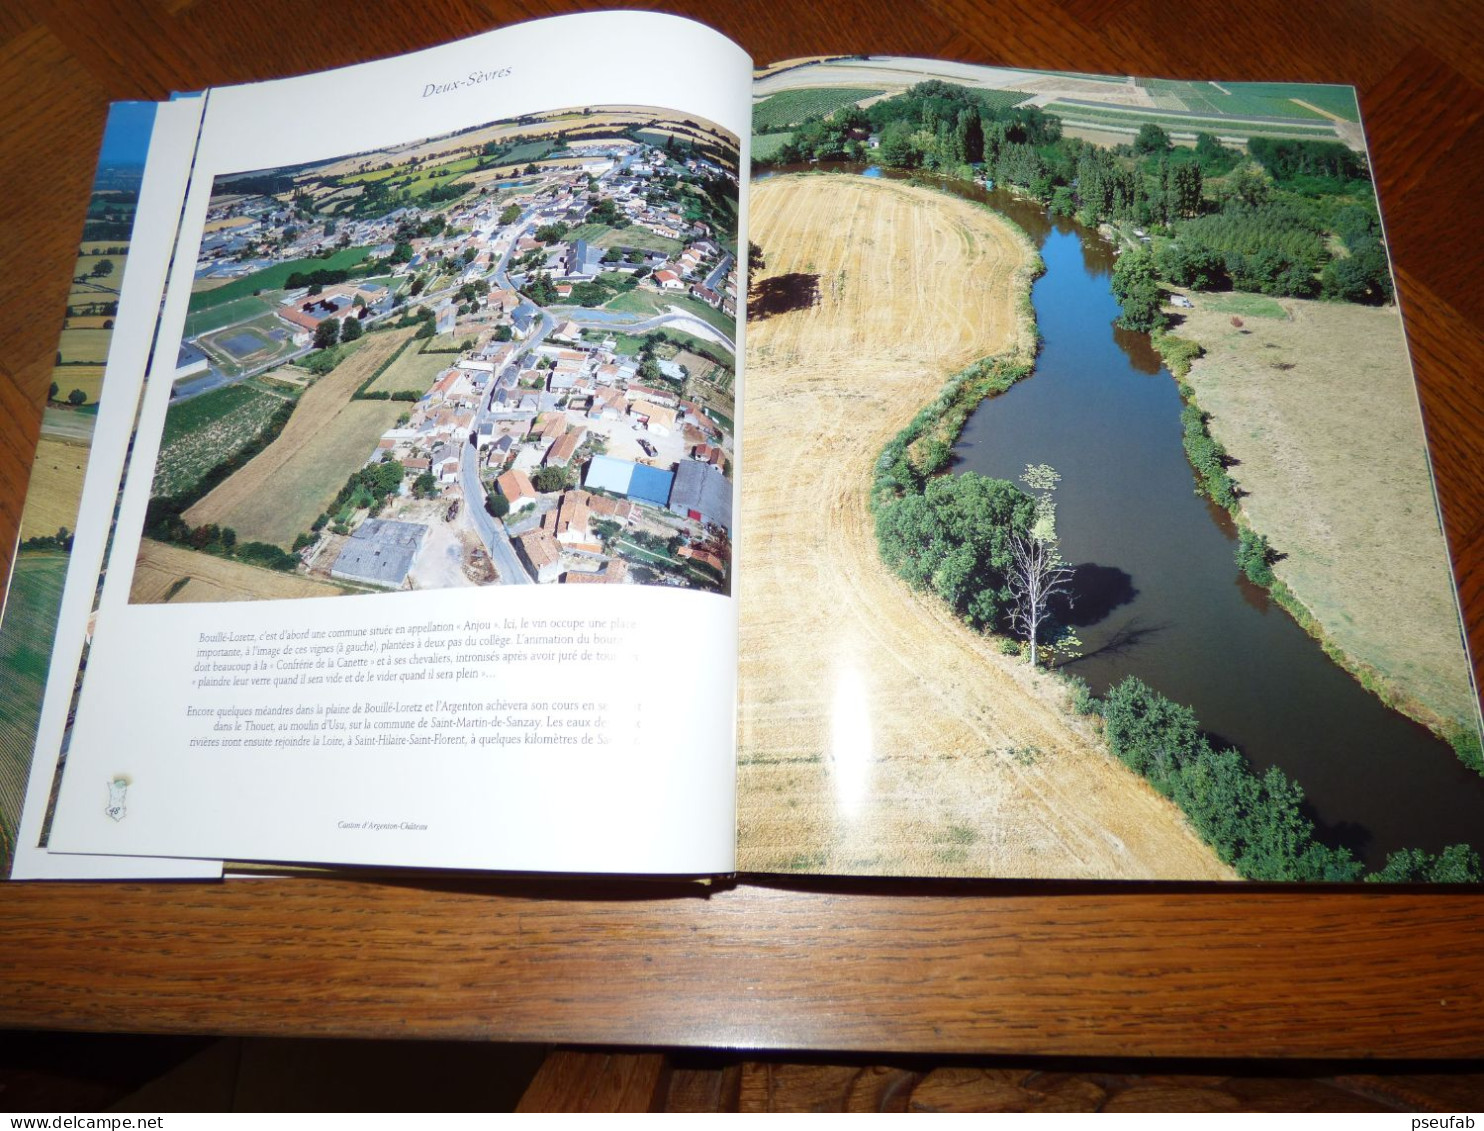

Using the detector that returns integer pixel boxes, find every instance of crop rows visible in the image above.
[152,381,290,499]
[753,87,883,132]
[1046,102,1337,139]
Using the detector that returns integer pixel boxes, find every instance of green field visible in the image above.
[564,222,683,257]
[753,87,884,132]
[182,294,275,338]
[1143,78,1328,121]
[751,132,795,162]
[1195,292,1289,319]
[187,246,373,313]
[1046,102,1339,139]
[152,379,294,499]
[604,290,735,341]
[366,338,453,394]
[0,551,68,871]
[1224,82,1359,122]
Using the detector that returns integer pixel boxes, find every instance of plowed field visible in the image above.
[738,174,1233,880]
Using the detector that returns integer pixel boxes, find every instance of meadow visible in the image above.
[56,328,111,364]
[1176,294,1477,735]
[365,337,452,395]
[48,366,105,406]
[17,438,89,542]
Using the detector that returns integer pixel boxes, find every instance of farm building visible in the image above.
[583,455,673,509]
[330,519,428,589]
[668,461,732,534]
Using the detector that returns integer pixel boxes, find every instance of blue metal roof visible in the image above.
[584,454,673,509]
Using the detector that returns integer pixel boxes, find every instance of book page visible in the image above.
[737,58,1482,882]
[7,98,221,880]
[45,12,750,874]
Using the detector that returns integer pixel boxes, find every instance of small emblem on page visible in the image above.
[106,776,130,822]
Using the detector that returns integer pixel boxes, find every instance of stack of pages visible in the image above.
[3,11,1480,883]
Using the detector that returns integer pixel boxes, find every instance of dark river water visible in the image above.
[764,163,1484,867]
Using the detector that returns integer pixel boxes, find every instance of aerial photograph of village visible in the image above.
[132,105,739,603]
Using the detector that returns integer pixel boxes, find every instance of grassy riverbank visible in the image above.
[1171,291,1480,760]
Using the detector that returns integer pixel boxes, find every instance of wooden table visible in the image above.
[2,0,1483,1067]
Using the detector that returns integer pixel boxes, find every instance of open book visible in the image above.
[4,11,1481,883]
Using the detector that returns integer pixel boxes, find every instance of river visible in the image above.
[950,184,1484,868]
[763,162,1483,867]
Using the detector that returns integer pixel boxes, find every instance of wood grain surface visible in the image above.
[1,0,1482,1061]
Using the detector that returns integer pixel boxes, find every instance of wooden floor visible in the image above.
[1,0,1483,1112]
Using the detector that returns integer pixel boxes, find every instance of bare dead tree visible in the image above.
[1006,532,1074,667]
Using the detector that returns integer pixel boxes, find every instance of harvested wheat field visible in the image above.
[18,438,89,543]
[738,174,1233,879]
[1177,294,1476,733]
[130,538,346,603]
[182,329,411,547]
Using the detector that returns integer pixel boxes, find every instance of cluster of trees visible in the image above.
[531,464,571,493]
[285,266,355,291]
[522,270,558,306]
[877,473,1037,630]
[310,314,363,353]
[587,196,628,228]
[1179,399,1238,508]
[567,272,636,307]
[47,383,88,405]
[143,508,298,572]
[20,526,73,553]
[770,80,1389,310]
[1235,527,1277,586]
[424,179,473,205]
[316,458,409,531]
[356,388,418,403]
[1097,676,1480,882]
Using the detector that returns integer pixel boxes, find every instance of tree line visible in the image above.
[760,79,1391,306]
[1093,675,1480,882]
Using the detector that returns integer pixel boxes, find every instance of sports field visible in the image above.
[181,329,412,546]
[195,313,300,376]
[738,174,1232,880]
